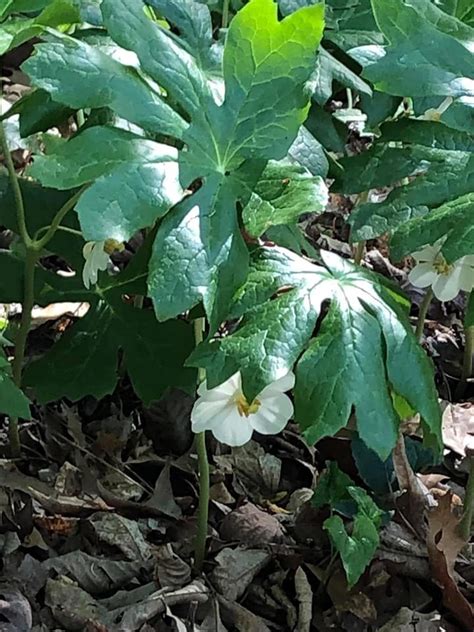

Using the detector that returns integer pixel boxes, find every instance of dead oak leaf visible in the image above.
[426,492,474,630]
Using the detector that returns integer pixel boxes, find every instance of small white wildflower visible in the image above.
[82,241,111,289]
[408,240,474,302]
[191,370,295,447]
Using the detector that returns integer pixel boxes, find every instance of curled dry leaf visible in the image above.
[426,492,474,630]
[153,543,191,589]
[220,503,286,545]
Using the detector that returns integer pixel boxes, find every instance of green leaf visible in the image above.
[0,0,80,54]
[243,160,327,237]
[332,145,432,195]
[288,125,329,177]
[324,486,382,587]
[23,34,187,139]
[312,46,372,106]
[378,119,474,152]
[312,461,356,512]
[28,126,184,243]
[24,255,196,404]
[5,89,74,138]
[0,362,31,419]
[349,150,474,241]
[390,192,474,263]
[364,0,474,98]
[145,0,325,326]
[25,0,325,328]
[190,247,442,460]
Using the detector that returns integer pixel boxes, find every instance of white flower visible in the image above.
[408,240,474,302]
[82,241,110,289]
[191,370,295,447]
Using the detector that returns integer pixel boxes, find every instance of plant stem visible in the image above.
[222,0,230,28]
[459,456,474,542]
[461,325,474,385]
[9,248,38,456]
[0,119,32,247]
[415,288,433,342]
[193,317,209,572]
[35,187,86,250]
[354,241,365,265]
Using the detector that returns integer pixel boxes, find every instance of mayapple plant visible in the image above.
[0,0,473,585]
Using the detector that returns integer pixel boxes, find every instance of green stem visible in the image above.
[34,225,83,241]
[459,456,474,542]
[35,187,86,250]
[222,0,230,28]
[354,241,365,265]
[0,119,32,247]
[9,248,38,456]
[461,325,474,385]
[193,316,209,572]
[415,288,433,342]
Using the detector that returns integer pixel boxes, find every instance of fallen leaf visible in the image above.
[392,435,432,539]
[378,607,458,631]
[45,577,112,631]
[87,513,151,562]
[0,587,32,632]
[219,503,286,545]
[145,461,182,519]
[294,567,312,632]
[426,492,474,630]
[153,543,191,589]
[46,551,150,595]
[211,548,270,601]
[442,403,474,457]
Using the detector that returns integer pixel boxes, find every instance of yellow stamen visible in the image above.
[104,238,125,255]
[234,392,261,417]
[433,254,453,276]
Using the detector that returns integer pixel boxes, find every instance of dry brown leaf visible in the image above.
[211,547,270,601]
[426,492,474,630]
[442,403,474,457]
[153,543,191,589]
[392,435,432,539]
[219,503,286,545]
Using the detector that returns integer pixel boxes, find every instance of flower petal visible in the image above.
[432,274,459,302]
[250,392,293,435]
[191,397,234,433]
[457,260,474,292]
[259,370,295,398]
[197,371,240,398]
[211,408,254,446]
[411,243,439,264]
[408,263,437,288]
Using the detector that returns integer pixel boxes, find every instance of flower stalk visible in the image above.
[193,317,210,572]
[415,288,433,341]
[459,455,474,542]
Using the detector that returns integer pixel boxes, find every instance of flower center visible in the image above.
[234,392,261,417]
[433,254,453,276]
[104,239,125,255]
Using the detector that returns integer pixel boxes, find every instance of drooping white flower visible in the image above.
[82,239,124,289]
[191,371,295,447]
[82,241,110,289]
[408,240,474,302]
